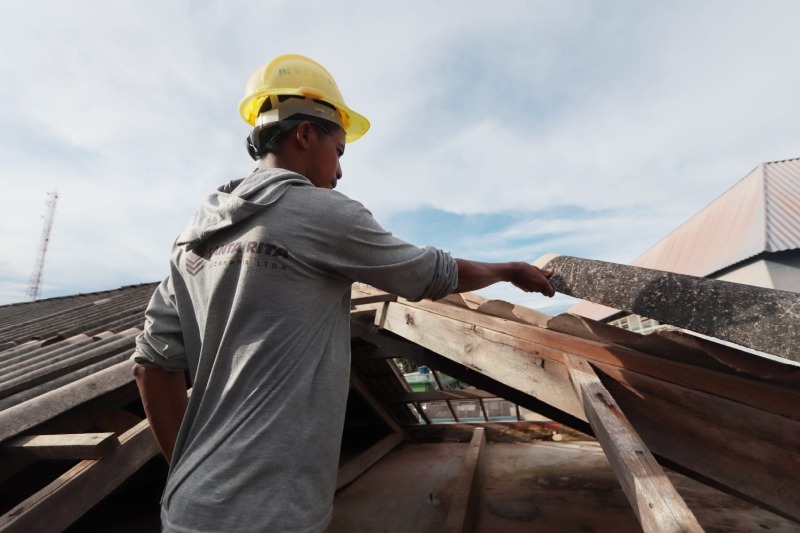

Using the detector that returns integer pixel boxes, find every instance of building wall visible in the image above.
[766,251,800,293]
[715,259,774,288]
[715,250,800,292]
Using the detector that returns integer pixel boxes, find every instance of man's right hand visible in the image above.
[453,259,555,297]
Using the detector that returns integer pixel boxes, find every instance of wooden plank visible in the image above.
[443,427,486,533]
[0,360,134,442]
[0,418,159,532]
[336,431,405,490]
[411,402,431,424]
[379,389,497,404]
[384,299,800,421]
[379,303,585,421]
[564,355,702,533]
[380,355,432,424]
[375,299,800,520]
[362,333,591,434]
[351,293,397,308]
[350,373,402,433]
[351,310,380,338]
[432,370,459,422]
[477,398,489,422]
[0,432,118,460]
[597,364,800,522]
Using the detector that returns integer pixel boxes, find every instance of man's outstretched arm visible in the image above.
[132,363,188,464]
[453,259,555,297]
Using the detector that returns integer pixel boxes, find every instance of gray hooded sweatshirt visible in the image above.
[133,168,457,533]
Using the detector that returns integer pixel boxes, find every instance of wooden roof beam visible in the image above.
[0,432,119,461]
[431,369,459,422]
[0,418,159,532]
[336,431,405,491]
[443,427,486,533]
[374,298,800,522]
[349,372,402,433]
[379,389,497,404]
[565,354,702,532]
[360,332,591,434]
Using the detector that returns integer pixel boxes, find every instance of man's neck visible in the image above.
[257,153,306,176]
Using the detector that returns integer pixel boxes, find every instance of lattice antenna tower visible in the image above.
[27,190,58,301]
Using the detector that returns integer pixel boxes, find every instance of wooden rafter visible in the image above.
[336,431,405,490]
[378,389,497,404]
[0,433,118,461]
[565,355,702,532]
[367,295,800,522]
[349,372,402,433]
[351,293,397,308]
[431,369,459,422]
[360,333,591,433]
[443,427,486,533]
[0,419,159,532]
[382,356,432,424]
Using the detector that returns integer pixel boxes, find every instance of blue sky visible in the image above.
[2,1,799,314]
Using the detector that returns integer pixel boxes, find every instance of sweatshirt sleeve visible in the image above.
[322,202,458,301]
[131,276,189,371]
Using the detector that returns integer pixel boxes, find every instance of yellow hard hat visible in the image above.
[239,54,370,143]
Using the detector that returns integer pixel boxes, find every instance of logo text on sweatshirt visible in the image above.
[185,241,290,276]
[204,241,289,259]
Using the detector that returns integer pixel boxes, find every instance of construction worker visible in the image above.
[131,54,554,533]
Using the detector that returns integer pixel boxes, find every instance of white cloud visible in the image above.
[1,1,799,306]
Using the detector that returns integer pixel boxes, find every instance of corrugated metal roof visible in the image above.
[571,157,800,320]
[765,158,800,251]
[0,283,157,349]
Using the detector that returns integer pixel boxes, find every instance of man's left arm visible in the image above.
[132,365,188,463]
[132,275,190,463]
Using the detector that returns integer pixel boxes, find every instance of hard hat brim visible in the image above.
[239,89,369,143]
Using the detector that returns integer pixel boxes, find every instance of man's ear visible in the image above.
[295,122,312,149]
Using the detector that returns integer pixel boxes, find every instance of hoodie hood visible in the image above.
[177,168,312,248]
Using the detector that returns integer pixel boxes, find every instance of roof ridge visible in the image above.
[763,156,800,166]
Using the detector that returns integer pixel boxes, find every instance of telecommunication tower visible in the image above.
[27,191,58,301]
